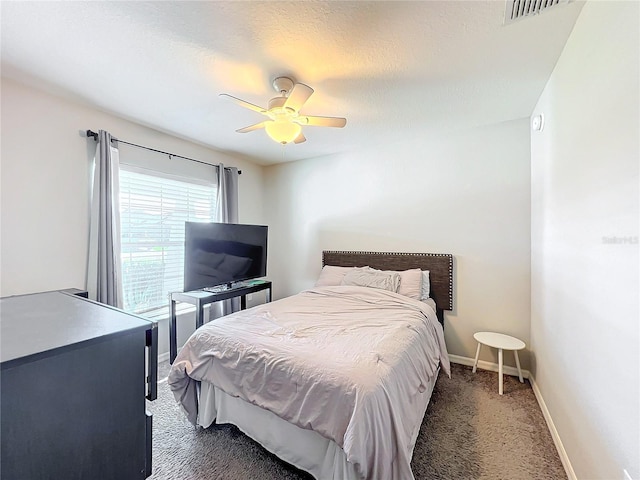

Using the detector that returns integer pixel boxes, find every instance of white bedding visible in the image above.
[197,369,439,479]
[198,382,363,479]
[169,285,450,480]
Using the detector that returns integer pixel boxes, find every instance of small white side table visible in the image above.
[472,331,525,395]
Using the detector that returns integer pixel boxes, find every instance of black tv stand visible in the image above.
[169,279,272,363]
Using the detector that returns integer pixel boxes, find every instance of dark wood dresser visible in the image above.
[1,290,157,479]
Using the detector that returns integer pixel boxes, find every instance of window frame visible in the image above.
[118,163,217,318]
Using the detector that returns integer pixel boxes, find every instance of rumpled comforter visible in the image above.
[168,285,450,480]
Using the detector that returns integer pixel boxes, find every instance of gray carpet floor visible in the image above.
[147,362,566,479]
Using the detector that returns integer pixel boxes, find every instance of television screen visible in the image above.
[184,222,268,292]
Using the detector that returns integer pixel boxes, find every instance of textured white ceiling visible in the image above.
[1,1,583,165]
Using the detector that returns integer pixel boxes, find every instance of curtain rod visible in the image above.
[85,129,241,174]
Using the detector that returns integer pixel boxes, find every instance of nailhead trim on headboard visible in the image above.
[322,250,454,312]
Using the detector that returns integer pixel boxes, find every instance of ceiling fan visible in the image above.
[220,76,347,145]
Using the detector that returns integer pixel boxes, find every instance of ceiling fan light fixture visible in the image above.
[265,119,302,144]
[222,76,345,146]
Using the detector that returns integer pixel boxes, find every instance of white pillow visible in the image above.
[420,270,431,300]
[315,265,367,287]
[367,267,422,300]
[341,269,400,292]
[397,268,422,300]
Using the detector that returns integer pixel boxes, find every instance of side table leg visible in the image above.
[266,287,271,303]
[514,350,524,383]
[498,348,503,395]
[169,300,177,364]
[472,342,481,373]
[196,303,204,328]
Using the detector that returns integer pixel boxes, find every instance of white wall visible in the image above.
[530,1,639,478]
[1,78,266,353]
[265,119,532,366]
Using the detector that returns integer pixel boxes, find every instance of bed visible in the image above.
[169,250,454,480]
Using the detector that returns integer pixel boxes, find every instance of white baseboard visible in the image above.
[449,355,575,480]
[528,374,577,480]
[449,353,530,379]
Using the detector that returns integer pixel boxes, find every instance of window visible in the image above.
[119,166,217,316]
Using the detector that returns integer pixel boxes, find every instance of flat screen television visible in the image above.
[183,222,268,292]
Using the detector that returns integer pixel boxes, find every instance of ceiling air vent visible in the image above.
[504,0,570,24]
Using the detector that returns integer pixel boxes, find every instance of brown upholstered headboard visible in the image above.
[322,251,454,316]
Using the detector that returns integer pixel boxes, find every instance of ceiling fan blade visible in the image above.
[220,94,267,114]
[236,122,267,133]
[293,132,306,144]
[298,116,347,128]
[283,83,314,112]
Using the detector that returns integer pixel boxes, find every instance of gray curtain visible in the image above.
[216,163,239,223]
[212,163,240,318]
[87,130,124,308]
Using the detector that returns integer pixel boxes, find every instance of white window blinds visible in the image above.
[119,166,217,315]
